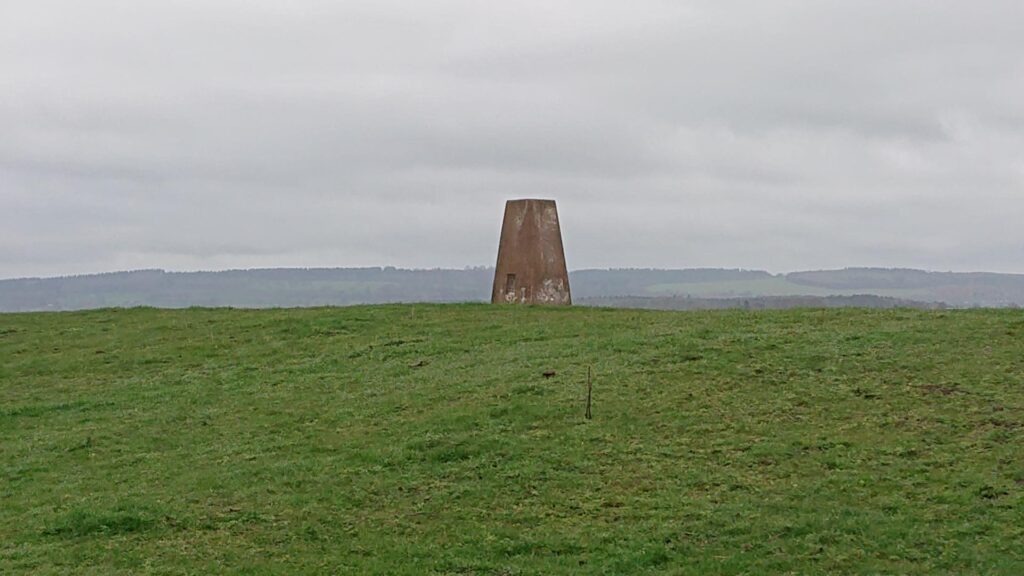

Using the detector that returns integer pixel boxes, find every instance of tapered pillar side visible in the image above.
[491,199,571,305]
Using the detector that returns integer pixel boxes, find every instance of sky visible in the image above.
[2,1,1023,279]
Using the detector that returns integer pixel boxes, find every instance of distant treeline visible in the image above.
[789,268,1024,290]
[2,266,1024,312]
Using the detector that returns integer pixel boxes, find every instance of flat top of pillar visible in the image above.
[505,198,557,205]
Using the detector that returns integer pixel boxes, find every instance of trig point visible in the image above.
[491,199,571,305]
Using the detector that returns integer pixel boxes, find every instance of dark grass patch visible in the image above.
[0,400,116,420]
[43,506,159,538]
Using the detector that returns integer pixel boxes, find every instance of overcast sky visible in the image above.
[2,1,1023,279]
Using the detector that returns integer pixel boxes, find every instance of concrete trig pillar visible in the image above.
[491,199,571,305]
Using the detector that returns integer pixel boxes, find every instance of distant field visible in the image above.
[2,305,1023,574]
[645,277,936,301]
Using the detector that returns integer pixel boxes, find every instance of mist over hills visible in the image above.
[3,267,1024,312]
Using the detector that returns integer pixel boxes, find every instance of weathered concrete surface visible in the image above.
[491,199,571,305]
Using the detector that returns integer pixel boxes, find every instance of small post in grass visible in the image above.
[585,366,593,420]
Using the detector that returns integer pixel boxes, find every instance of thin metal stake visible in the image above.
[585,366,593,420]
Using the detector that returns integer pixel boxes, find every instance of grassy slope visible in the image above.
[1,305,1023,574]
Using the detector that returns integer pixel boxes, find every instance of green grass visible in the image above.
[1,304,1023,574]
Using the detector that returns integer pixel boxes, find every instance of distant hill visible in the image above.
[786,268,1024,307]
[2,266,1024,312]
[570,268,773,299]
[0,268,492,312]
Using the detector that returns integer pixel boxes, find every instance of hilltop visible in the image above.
[2,304,1022,574]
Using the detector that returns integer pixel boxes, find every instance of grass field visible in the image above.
[2,304,1023,574]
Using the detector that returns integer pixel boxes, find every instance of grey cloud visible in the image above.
[1,1,1023,278]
